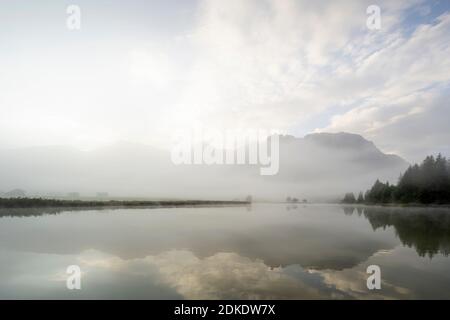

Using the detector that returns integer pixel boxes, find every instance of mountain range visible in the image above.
[0,132,409,201]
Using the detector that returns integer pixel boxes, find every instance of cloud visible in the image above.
[0,0,448,162]
[174,0,370,131]
[168,0,450,162]
[316,10,450,161]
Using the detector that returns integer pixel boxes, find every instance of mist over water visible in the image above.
[0,133,408,201]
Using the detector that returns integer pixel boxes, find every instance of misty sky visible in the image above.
[1,0,449,163]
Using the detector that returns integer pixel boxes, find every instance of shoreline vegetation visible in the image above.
[342,154,450,205]
[0,197,250,210]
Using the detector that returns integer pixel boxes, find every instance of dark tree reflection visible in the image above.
[345,206,450,258]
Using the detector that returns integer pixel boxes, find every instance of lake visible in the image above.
[0,204,449,299]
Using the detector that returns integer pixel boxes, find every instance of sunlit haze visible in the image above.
[1,0,449,163]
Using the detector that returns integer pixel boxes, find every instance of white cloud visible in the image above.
[0,0,448,161]
[319,11,450,161]
[168,0,450,161]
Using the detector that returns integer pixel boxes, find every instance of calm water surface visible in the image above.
[0,204,449,299]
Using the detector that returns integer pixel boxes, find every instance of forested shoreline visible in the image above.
[343,154,450,205]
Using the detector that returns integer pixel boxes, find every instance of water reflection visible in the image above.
[342,206,450,258]
[0,206,395,270]
[0,207,77,217]
[0,204,450,299]
[2,246,449,299]
[0,248,405,299]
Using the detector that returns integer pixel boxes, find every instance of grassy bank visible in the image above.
[0,197,250,209]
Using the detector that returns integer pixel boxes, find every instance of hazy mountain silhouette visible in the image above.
[0,132,408,201]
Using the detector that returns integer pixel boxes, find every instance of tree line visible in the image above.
[342,154,450,205]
